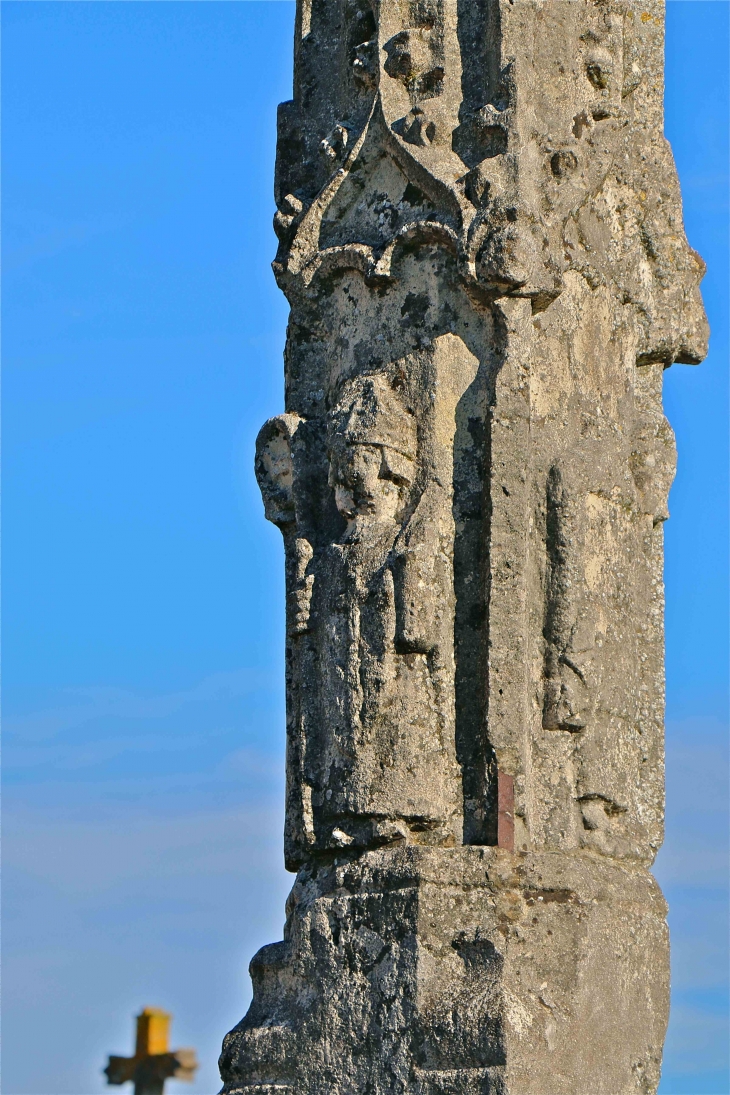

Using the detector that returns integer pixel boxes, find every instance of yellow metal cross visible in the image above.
[105,1008,198,1095]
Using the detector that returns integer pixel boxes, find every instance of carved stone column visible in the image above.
[220,3,707,1093]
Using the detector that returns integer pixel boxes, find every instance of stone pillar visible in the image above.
[220,3,707,1093]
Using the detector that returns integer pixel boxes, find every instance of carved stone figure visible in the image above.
[314,370,459,851]
[222,2,707,1092]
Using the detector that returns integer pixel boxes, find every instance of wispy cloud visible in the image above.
[3,798,291,1095]
[5,667,278,744]
[655,718,729,1093]
[3,209,124,275]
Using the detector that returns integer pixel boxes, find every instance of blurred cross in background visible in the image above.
[104,1007,198,1095]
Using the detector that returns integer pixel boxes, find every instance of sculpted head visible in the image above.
[255,414,302,529]
[327,375,417,526]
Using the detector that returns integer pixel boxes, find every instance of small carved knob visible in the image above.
[351,38,377,89]
[273,193,304,241]
[320,123,352,164]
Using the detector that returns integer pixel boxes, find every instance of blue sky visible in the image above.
[2,3,727,1093]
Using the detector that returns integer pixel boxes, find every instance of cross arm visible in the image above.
[104,1056,136,1085]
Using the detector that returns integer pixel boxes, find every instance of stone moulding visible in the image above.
[220,1,707,1092]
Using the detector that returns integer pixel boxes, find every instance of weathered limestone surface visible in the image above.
[221,848,669,1094]
[220,2,707,1092]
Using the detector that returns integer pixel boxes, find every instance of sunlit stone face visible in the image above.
[329,442,406,525]
[227,1,709,1090]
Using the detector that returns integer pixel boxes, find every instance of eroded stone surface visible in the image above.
[221,848,669,1095]
[221,2,706,1091]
